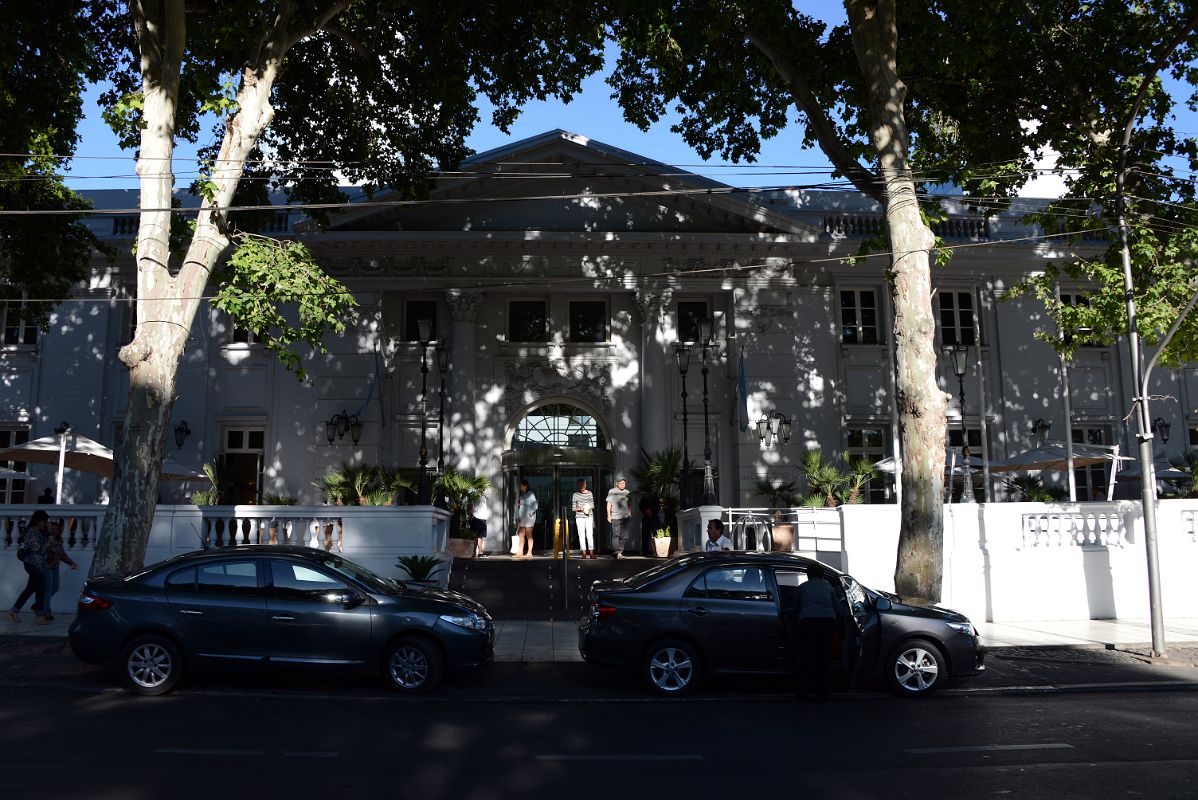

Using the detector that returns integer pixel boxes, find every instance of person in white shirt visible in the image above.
[572,478,596,559]
[704,518,733,551]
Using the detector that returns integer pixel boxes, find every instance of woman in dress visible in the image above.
[515,478,538,558]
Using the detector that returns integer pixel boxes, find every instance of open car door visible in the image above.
[838,574,880,688]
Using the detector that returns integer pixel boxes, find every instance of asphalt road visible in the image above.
[1,684,1196,799]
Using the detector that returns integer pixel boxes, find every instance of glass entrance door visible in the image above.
[504,465,612,555]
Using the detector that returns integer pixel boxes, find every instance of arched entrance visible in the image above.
[501,401,614,555]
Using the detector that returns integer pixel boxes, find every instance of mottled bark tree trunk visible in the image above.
[846,0,947,603]
[92,2,293,576]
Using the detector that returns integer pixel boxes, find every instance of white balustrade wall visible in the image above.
[0,504,451,611]
[3,500,1197,624]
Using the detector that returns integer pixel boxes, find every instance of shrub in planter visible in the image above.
[433,467,492,540]
[396,554,443,582]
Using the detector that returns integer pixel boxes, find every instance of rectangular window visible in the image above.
[1060,293,1102,347]
[221,427,265,505]
[508,300,549,342]
[677,301,709,344]
[939,291,976,346]
[568,301,608,343]
[845,426,889,503]
[2,303,38,347]
[1190,426,1198,448]
[840,290,879,344]
[0,428,29,503]
[1072,425,1111,500]
[946,428,982,449]
[404,299,438,342]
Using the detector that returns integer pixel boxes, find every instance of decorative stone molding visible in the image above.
[323,255,452,277]
[446,288,485,323]
[634,288,672,328]
[748,305,795,335]
[504,359,613,409]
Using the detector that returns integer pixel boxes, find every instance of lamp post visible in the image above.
[53,420,70,505]
[435,344,450,508]
[947,346,975,502]
[674,342,691,509]
[756,410,791,447]
[698,318,718,505]
[417,318,433,505]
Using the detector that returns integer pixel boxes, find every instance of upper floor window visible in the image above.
[2,302,38,347]
[840,290,880,344]
[939,290,976,346]
[508,300,548,343]
[404,299,438,342]
[112,216,137,236]
[568,301,608,343]
[1060,292,1102,347]
[677,301,709,343]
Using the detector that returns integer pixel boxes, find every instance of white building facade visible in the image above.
[2,130,1196,557]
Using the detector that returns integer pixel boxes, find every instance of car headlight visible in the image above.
[439,613,489,631]
[946,621,974,636]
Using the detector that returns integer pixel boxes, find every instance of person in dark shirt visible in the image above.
[793,563,839,703]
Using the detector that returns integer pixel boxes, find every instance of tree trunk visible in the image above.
[92,2,290,576]
[846,0,947,603]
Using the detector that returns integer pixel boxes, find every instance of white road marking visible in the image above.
[905,743,1074,754]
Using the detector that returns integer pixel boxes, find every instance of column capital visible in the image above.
[446,288,485,323]
[634,287,672,328]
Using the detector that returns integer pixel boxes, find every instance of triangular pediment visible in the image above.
[327,131,817,236]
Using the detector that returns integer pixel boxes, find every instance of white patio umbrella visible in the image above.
[987,442,1126,473]
[872,450,984,475]
[0,432,204,501]
[1115,449,1192,482]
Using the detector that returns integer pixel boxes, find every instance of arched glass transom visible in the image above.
[512,404,607,450]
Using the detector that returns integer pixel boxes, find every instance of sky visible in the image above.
[61,4,1195,199]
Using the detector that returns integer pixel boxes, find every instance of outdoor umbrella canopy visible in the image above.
[988,442,1128,473]
[0,432,204,482]
[1115,449,1192,482]
[872,450,984,475]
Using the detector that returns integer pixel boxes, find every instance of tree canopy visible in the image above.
[0,2,104,324]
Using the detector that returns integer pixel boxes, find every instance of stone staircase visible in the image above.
[447,556,653,621]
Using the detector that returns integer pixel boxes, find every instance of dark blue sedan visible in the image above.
[69,545,493,695]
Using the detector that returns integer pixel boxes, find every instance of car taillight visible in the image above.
[596,604,616,619]
[78,591,113,611]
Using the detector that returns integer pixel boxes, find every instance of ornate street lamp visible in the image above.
[698,318,718,505]
[755,410,791,447]
[1030,417,1052,444]
[324,410,362,445]
[674,342,692,509]
[417,317,433,505]
[173,420,191,449]
[947,345,975,502]
[434,343,450,509]
[1152,416,1171,444]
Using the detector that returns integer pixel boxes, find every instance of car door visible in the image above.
[164,558,268,667]
[680,565,784,672]
[839,575,881,687]
[266,558,374,666]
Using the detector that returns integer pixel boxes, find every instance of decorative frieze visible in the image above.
[504,359,614,410]
[634,288,672,328]
[446,288,485,323]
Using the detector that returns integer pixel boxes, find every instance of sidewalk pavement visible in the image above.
[5,613,1198,663]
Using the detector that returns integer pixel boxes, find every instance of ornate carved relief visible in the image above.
[747,305,795,336]
[446,288,485,323]
[323,255,453,277]
[504,359,613,410]
[634,288,673,328]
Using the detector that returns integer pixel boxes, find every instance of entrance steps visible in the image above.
[447,555,653,621]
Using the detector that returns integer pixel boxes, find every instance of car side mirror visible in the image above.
[341,591,365,609]
[875,597,892,611]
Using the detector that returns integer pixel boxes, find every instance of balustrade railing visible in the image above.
[821,214,991,240]
[196,507,344,551]
[1020,509,1126,548]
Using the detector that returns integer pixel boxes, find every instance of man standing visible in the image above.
[704,519,732,551]
[606,476,632,559]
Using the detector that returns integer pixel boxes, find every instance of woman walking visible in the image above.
[515,478,538,558]
[38,519,77,620]
[7,509,51,625]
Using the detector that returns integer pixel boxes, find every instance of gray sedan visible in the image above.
[578,552,985,696]
[69,545,493,695]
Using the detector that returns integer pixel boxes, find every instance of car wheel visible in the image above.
[384,637,444,694]
[119,634,183,696]
[642,638,701,696]
[888,639,946,696]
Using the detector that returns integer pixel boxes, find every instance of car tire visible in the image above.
[888,639,947,696]
[642,638,701,696]
[119,634,183,696]
[383,637,444,694]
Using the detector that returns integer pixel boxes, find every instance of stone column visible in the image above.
[635,287,673,454]
[446,289,483,474]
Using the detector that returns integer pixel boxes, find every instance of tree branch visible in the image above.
[743,27,883,203]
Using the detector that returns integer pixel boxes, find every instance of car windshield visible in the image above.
[624,553,709,589]
[314,555,397,595]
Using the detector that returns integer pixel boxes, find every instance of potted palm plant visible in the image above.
[396,554,443,585]
[433,467,492,558]
[632,447,683,552]
[754,478,800,551]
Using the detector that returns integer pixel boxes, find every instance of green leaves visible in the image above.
[211,235,358,380]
